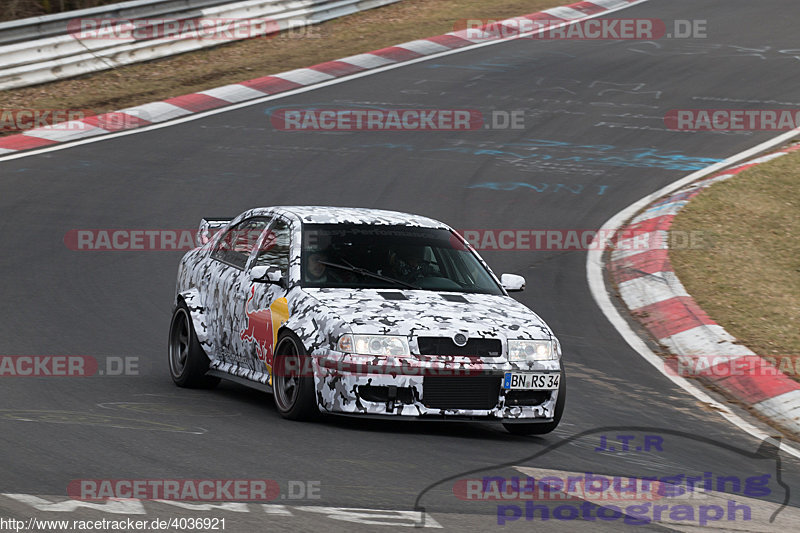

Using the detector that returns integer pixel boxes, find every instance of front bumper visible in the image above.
[312,351,561,420]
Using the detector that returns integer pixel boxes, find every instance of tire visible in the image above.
[503,367,566,436]
[168,301,220,388]
[272,330,319,421]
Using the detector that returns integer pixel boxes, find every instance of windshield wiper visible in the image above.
[318,259,419,290]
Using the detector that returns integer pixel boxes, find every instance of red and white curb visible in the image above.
[608,143,800,436]
[0,0,641,156]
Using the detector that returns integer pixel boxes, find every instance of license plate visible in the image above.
[503,372,560,390]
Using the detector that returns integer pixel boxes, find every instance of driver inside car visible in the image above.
[388,245,430,284]
[306,251,329,282]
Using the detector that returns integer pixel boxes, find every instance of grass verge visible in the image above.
[1,0,561,118]
[1,1,124,23]
[670,146,800,359]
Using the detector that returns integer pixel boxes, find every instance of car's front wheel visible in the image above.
[168,302,220,388]
[272,331,318,420]
[503,368,566,436]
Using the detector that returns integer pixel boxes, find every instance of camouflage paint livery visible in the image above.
[175,206,562,421]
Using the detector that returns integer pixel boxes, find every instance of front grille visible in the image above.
[422,376,501,410]
[417,337,502,358]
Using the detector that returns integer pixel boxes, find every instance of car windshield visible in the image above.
[301,224,503,294]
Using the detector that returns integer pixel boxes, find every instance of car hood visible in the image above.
[303,288,553,340]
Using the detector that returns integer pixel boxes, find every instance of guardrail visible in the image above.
[0,0,236,45]
[0,0,401,91]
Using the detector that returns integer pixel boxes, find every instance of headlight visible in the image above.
[508,340,556,362]
[337,334,410,357]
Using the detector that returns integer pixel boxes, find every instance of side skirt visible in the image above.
[206,369,273,395]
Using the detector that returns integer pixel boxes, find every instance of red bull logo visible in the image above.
[239,288,290,371]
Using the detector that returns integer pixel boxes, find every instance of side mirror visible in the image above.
[250,265,285,287]
[501,273,526,292]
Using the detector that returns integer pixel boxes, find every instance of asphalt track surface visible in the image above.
[2,0,800,530]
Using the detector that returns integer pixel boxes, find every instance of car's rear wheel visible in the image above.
[168,302,220,388]
[503,368,566,436]
[272,331,318,420]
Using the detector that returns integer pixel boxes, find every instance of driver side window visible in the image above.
[211,217,269,269]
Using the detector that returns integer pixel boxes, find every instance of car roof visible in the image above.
[259,206,451,229]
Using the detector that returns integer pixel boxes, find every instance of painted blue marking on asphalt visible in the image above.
[356,139,722,171]
[468,182,609,195]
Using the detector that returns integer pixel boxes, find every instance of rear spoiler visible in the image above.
[196,217,232,247]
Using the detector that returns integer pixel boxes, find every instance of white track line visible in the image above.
[587,128,800,460]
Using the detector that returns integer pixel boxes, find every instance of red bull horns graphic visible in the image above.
[239,287,290,377]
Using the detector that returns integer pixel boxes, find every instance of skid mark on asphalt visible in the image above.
[0,409,206,434]
[95,402,240,418]
[628,41,800,62]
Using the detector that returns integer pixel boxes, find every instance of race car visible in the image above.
[168,206,564,435]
